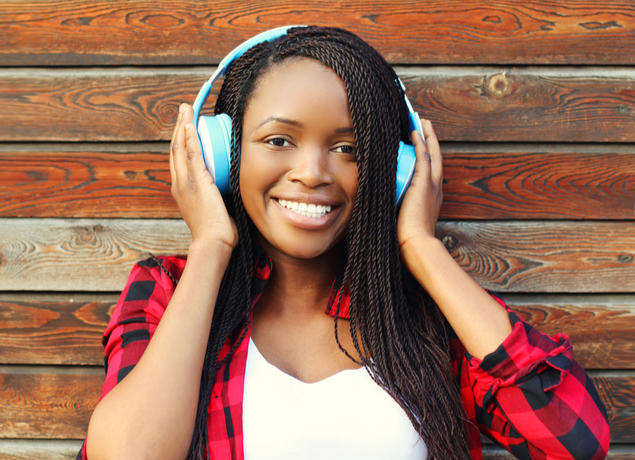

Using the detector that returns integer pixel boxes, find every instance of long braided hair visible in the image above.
[187,26,471,459]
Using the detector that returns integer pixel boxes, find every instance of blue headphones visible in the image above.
[193,25,423,204]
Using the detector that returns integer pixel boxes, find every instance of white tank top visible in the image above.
[243,338,428,459]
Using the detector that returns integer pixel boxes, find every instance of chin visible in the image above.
[260,233,345,262]
[282,244,337,260]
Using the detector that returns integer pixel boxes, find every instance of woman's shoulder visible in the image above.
[126,254,187,290]
[102,254,187,345]
[137,254,187,278]
[111,254,187,318]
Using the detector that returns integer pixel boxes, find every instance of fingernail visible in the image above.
[179,103,186,113]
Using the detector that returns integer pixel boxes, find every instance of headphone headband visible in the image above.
[193,25,304,123]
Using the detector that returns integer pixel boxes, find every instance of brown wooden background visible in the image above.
[1,1,634,459]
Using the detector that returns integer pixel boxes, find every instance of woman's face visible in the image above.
[239,57,358,260]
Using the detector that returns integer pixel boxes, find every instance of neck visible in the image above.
[258,241,344,317]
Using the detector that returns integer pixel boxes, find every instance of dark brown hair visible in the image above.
[188,26,471,459]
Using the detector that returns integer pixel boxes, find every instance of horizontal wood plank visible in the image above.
[0,219,633,292]
[0,367,103,440]
[0,368,630,442]
[0,148,172,218]
[593,373,635,445]
[496,296,634,370]
[0,294,114,366]
[441,148,635,220]
[0,219,191,291]
[0,441,632,460]
[1,147,633,219]
[1,294,632,368]
[436,221,635,292]
[402,68,635,142]
[1,68,633,142]
[483,445,635,459]
[0,440,82,460]
[1,1,634,65]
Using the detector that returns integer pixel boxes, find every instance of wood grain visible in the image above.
[0,440,82,460]
[500,296,634,370]
[0,219,190,291]
[401,68,635,142]
[1,442,631,460]
[0,295,115,365]
[1,219,633,292]
[593,373,635,444]
[0,149,172,218]
[441,149,635,220]
[436,221,635,292]
[0,442,623,460]
[0,368,103,439]
[1,293,632,369]
[1,148,633,220]
[0,368,630,442]
[1,1,634,65]
[1,68,633,142]
[483,445,635,459]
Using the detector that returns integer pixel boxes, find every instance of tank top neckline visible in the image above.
[248,337,365,386]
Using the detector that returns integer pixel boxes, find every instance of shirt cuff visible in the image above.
[467,309,574,406]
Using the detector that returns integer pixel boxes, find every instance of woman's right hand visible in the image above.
[169,103,238,251]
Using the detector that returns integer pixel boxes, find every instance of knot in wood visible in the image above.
[441,234,458,250]
[484,72,511,98]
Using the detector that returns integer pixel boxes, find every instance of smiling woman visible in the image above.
[79,26,610,460]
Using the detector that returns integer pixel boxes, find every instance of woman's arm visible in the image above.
[86,104,237,460]
[398,120,511,360]
[86,244,230,460]
[399,120,609,458]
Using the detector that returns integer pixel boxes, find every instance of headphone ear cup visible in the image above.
[396,141,416,204]
[197,113,233,194]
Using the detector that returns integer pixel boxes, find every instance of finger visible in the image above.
[169,105,184,185]
[185,122,212,182]
[411,128,430,180]
[170,103,183,147]
[421,119,442,187]
[172,107,189,186]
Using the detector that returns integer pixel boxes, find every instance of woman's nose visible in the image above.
[287,146,333,188]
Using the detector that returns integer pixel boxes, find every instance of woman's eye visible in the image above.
[334,144,356,155]
[266,137,291,147]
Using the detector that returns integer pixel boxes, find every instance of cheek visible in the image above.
[239,149,283,207]
[342,163,359,203]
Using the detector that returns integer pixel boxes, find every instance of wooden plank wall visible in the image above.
[1,1,634,458]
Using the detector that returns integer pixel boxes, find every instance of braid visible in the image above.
[184,26,471,459]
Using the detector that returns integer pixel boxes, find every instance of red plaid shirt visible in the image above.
[79,255,610,459]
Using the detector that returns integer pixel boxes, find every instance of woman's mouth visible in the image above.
[277,199,333,219]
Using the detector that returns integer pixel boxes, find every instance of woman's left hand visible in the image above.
[397,118,443,253]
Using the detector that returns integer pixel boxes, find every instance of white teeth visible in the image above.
[278,199,333,218]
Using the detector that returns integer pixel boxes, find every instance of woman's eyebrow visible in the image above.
[255,117,353,134]
[256,116,302,129]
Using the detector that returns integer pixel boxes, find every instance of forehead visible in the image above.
[243,57,352,127]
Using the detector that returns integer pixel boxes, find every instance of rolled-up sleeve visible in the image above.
[466,303,610,459]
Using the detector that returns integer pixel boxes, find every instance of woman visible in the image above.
[82,26,609,459]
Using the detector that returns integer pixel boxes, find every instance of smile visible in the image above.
[277,199,333,219]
